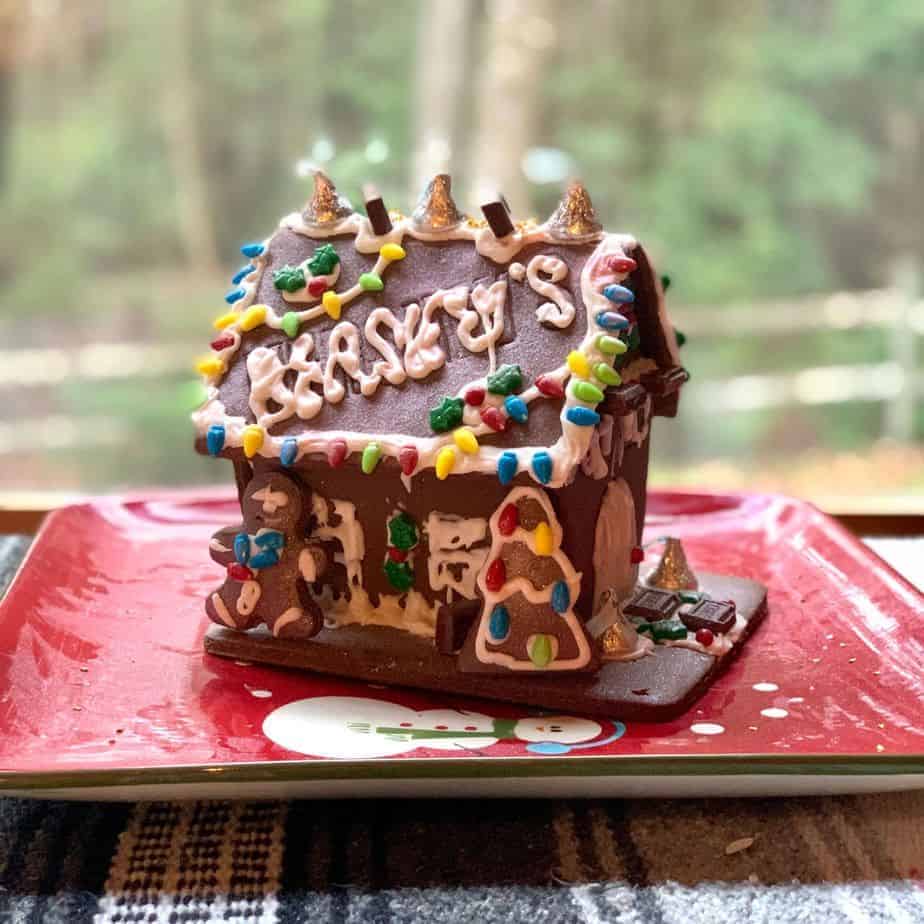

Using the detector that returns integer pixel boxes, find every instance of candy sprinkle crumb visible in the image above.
[725,836,756,856]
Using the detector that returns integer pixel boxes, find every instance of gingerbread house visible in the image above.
[193,172,692,686]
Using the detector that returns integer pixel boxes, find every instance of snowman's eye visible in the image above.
[550,724,562,733]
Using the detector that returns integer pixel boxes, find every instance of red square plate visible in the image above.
[0,489,922,800]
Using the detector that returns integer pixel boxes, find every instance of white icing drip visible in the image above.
[592,478,639,606]
[315,584,439,638]
[273,607,303,636]
[508,261,525,282]
[425,512,489,601]
[526,255,575,329]
[613,396,652,469]
[210,593,235,627]
[251,485,289,514]
[237,580,261,616]
[581,413,614,479]
[298,547,319,583]
[474,487,591,672]
[311,496,364,588]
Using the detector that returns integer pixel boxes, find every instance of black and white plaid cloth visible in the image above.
[1,535,922,923]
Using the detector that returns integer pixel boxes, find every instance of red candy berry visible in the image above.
[630,546,645,564]
[210,334,235,351]
[398,445,419,476]
[498,503,519,537]
[327,439,348,468]
[227,563,253,581]
[387,547,407,563]
[480,406,508,432]
[604,255,637,275]
[308,278,328,297]
[535,374,565,399]
[695,628,715,647]
[485,558,506,593]
[464,387,485,406]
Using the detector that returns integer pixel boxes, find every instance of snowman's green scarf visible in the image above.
[374,718,519,741]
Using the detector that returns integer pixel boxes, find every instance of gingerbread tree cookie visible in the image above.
[461,487,594,673]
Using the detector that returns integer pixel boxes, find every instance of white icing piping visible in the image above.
[425,511,488,601]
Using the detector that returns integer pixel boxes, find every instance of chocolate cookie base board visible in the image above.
[204,571,767,722]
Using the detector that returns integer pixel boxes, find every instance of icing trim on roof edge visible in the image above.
[192,227,675,489]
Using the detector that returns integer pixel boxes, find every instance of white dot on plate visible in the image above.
[249,689,272,699]
[789,697,804,704]
[753,682,779,693]
[760,707,788,719]
[690,722,725,736]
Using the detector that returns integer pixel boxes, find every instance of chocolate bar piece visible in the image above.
[625,588,681,621]
[363,185,393,236]
[603,383,648,415]
[481,198,515,239]
[436,599,480,655]
[641,366,689,396]
[680,599,736,634]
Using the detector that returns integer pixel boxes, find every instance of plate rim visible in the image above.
[3,752,924,792]
[2,489,922,792]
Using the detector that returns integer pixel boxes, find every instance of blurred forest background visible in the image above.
[0,0,921,503]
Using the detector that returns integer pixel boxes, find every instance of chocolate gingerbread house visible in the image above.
[193,173,764,716]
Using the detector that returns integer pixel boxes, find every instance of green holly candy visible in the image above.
[429,396,464,433]
[487,363,524,396]
[651,620,688,641]
[388,513,418,550]
[307,243,340,276]
[273,264,306,293]
[384,559,414,592]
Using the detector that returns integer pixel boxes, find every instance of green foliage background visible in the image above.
[0,0,921,490]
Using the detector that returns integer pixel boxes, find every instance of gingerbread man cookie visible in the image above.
[206,471,327,638]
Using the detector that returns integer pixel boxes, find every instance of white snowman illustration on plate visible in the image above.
[262,695,625,759]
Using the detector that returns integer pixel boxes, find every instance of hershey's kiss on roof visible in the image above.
[303,170,354,226]
[412,173,466,232]
[546,179,603,241]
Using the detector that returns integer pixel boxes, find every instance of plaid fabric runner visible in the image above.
[1,535,923,923]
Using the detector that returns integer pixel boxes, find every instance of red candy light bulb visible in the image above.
[498,504,519,536]
[485,558,506,593]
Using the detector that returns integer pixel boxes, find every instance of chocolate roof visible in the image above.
[193,176,684,487]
